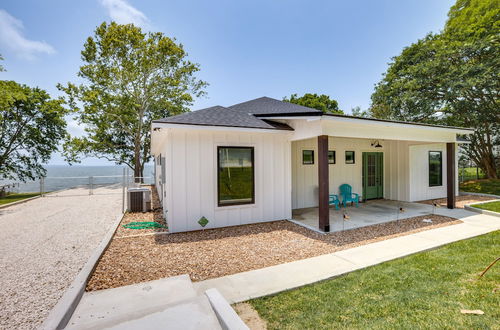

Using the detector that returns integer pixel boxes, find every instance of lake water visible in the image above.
[0,165,154,193]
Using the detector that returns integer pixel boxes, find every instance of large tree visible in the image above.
[370,0,499,178]
[59,22,207,180]
[283,93,344,114]
[0,81,68,181]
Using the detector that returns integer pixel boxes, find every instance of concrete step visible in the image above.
[67,274,197,329]
[104,295,221,330]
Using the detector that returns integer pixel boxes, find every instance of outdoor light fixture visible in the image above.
[371,140,383,148]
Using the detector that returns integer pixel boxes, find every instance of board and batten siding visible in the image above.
[163,128,292,233]
[408,143,459,201]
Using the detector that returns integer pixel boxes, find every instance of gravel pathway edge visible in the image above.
[40,212,124,330]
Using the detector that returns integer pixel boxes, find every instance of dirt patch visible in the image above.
[114,185,167,238]
[233,302,267,330]
[86,214,461,291]
[418,194,496,209]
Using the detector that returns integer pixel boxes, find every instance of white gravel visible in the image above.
[0,185,122,329]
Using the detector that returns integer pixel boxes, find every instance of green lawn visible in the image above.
[460,179,500,196]
[0,192,41,206]
[250,231,500,329]
[474,201,500,213]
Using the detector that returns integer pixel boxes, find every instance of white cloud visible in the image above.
[0,10,55,60]
[99,0,149,28]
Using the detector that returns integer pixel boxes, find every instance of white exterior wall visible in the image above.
[163,128,292,233]
[408,143,459,201]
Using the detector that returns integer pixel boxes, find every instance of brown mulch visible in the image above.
[418,194,496,209]
[86,214,461,291]
[114,185,167,238]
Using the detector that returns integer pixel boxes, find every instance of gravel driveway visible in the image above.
[0,185,122,329]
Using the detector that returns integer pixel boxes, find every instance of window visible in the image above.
[328,150,336,164]
[429,151,442,187]
[302,150,314,165]
[345,151,355,164]
[218,147,254,206]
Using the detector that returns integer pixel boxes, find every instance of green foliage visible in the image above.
[59,22,207,178]
[460,178,500,195]
[251,231,500,329]
[0,54,4,72]
[370,0,500,178]
[351,106,370,118]
[283,93,343,114]
[0,81,68,181]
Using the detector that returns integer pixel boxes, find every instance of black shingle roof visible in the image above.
[228,96,321,115]
[153,96,474,132]
[153,102,294,130]
[153,97,318,130]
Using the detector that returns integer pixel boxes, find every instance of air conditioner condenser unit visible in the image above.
[127,187,152,212]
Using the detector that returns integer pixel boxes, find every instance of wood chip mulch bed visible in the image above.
[87,214,461,291]
[114,185,167,238]
[417,194,497,209]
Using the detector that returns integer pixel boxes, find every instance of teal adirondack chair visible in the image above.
[339,184,359,207]
[329,194,340,210]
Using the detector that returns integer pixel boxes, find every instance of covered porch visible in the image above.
[291,199,437,232]
[286,115,465,233]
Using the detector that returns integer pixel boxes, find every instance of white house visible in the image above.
[151,97,473,233]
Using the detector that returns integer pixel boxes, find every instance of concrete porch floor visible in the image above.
[292,199,436,233]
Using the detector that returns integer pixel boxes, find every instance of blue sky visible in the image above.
[0,0,453,165]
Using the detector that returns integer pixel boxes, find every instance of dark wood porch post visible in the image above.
[318,135,330,232]
[447,142,456,209]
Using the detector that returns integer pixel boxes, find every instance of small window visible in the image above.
[328,151,336,164]
[218,147,255,206]
[345,151,355,164]
[302,150,314,165]
[429,151,442,187]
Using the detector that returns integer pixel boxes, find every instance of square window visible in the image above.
[429,151,442,186]
[302,150,314,165]
[345,151,355,164]
[218,147,254,206]
[328,150,336,164]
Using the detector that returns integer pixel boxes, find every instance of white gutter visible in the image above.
[151,122,293,134]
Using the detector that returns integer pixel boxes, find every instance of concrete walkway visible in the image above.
[0,185,122,330]
[67,275,222,330]
[193,207,500,303]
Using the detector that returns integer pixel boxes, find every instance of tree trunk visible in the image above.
[134,140,142,183]
[483,156,498,179]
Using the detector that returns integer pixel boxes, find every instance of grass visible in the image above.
[250,231,500,329]
[460,179,500,196]
[0,192,41,206]
[473,201,500,213]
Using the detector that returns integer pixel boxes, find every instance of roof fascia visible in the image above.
[151,122,293,134]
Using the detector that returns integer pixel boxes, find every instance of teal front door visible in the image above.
[362,152,383,200]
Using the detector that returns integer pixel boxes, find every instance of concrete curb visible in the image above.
[464,199,500,218]
[460,191,500,199]
[40,212,124,330]
[205,288,249,330]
